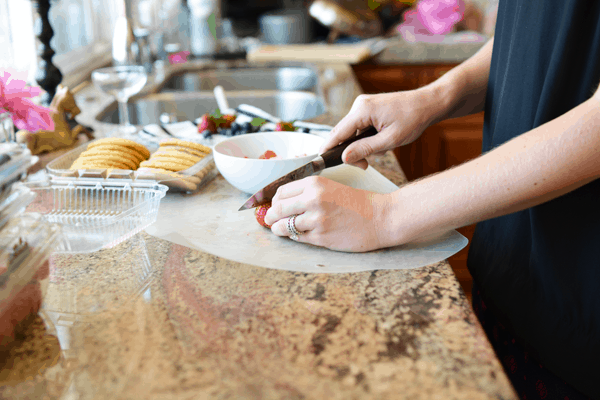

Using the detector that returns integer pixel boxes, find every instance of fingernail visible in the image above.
[345,151,354,164]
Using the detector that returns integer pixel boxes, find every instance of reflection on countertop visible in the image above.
[1,231,516,399]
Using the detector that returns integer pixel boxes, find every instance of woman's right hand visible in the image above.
[319,88,442,170]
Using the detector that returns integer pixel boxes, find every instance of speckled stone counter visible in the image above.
[0,61,517,399]
[373,36,488,65]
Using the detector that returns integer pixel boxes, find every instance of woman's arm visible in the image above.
[320,38,495,169]
[424,38,494,124]
[381,90,600,246]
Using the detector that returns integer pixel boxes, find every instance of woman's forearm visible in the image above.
[421,38,494,126]
[381,92,600,245]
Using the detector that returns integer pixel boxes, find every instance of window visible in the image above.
[0,0,122,88]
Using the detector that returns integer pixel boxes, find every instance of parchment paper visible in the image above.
[145,165,468,273]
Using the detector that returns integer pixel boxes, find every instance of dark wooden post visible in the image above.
[31,0,63,106]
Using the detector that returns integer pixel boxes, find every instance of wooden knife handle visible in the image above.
[320,126,378,169]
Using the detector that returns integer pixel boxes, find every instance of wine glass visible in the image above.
[92,66,148,135]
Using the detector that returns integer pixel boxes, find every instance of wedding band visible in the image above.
[287,214,302,240]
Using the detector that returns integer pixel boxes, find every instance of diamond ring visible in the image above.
[286,214,302,241]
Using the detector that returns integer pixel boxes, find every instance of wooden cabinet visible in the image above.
[351,62,483,302]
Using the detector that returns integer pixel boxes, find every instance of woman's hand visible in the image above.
[319,89,442,170]
[263,176,393,252]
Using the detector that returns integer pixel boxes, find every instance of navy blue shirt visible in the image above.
[466,0,600,398]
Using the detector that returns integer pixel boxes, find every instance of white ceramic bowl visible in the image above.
[213,132,325,194]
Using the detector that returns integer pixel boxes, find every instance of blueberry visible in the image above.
[202,130,212,139]
[302,128,310,133]
[243,122,253,133]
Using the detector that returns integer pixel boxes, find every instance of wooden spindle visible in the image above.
[31,0,63,106]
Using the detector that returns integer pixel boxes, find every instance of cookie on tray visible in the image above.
[76,154,138,170]
[80,147,146,164]
[139,157,196,172]
[167,146,210,159]
[159,139,211,155]
[70,160,130,170]
[151,149,204,165]
[69,138,151,171]
[87,138,151,159]
[136,167,200,191]
[140,139,211,172]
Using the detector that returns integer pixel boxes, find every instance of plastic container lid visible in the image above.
[18,178,169,253]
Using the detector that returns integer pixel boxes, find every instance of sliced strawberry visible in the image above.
[259,150,278,159]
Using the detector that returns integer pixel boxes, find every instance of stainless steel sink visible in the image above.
[158,67,318,92]
[96,91,326,125]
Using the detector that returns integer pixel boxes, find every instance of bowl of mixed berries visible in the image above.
[197,113,296,139]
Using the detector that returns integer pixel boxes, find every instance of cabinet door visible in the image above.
[352,63,455,93]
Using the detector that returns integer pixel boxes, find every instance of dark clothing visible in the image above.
[466,0,600,398]
[473,283,593,400]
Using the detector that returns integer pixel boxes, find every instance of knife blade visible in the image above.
[238,126,378,211]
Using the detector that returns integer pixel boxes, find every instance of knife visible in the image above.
[238,126,378,211]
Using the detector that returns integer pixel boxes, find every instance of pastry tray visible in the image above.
[46,140,218,193]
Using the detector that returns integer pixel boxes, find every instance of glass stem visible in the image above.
[118,98,131,127]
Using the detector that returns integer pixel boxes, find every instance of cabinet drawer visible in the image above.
[352,63,458,93]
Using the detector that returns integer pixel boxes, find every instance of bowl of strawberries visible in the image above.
[213,131,324,194]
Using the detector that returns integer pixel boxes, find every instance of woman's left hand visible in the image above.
[263,176,392,252]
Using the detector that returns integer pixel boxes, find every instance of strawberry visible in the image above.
[218,114,236,129]
[274,121,294,132]
[255,203,272,229]
[259,150,278,159]
[197,113,217,133]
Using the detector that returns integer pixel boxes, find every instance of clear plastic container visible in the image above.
[0,184,37,231]
[0,143,34,199]
[0,214,62,344]
[18,178,169,253]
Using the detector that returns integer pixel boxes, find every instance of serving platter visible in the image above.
[45,139,217,193]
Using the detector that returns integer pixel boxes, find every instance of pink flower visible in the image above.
[418,0,465,34]
[0,68,55,132]
[398,0,465,43]
[168,51,191,65]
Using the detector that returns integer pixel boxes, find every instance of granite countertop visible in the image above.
[373,35,489,65]
[0,61,517,399]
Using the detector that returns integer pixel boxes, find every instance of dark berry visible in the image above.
[302,127,310,133]
[243,122,253,133]
[202,130,212,139]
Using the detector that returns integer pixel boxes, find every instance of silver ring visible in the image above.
[286,214,301,240]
